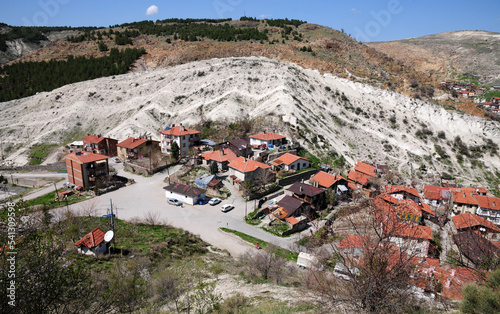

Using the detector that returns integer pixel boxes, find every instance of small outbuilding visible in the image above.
[163,182,206,205]
[74,227,108,256]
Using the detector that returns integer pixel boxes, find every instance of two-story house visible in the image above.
[249,131,286,148]
[286,182,325,211]
[117,137,160,162]
[82,134,118,156]
[160,124,201,157]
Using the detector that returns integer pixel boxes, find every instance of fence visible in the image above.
[278,169,319,187]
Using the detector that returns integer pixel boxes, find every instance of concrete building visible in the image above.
[160,124,201,157]
[65,151,110,189]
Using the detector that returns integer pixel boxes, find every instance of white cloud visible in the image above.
[146,5,159,15]
[259,14,271,19]
[351,8,360,14]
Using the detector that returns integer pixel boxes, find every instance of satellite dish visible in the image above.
[104,230,114,242]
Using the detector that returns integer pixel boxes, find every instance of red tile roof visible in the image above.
[163,182,206,198]
[347,182,359,191]
[474,195,500,211]
[75,227,106,249]
[160,125,200,136]
[117,137,149,150]
[387,222,433,240]
[420,202,437,216]
[452,212,500,232]
[452,189,478,206]
[66,151,109,164]
[385,185,420,198]
[310,171,345,189]
[250,131,285,141]
[285,216,300,225]
[82,134,107,144]
[423,185,451,201]
[378,193,400,205]
[201,148,237,163]
[338,235,370,249]
[348,170,371,186]
[394,199,422,217]
[228,157,270,173]
[271,153,308,166]
[354,161,377,177]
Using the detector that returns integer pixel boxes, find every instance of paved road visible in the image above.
[60,162,302,257]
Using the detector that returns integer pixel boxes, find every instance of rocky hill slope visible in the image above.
[367,31,500,86]
[1,57,499,189]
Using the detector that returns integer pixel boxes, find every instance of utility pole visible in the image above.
[54,182,60,206]
[109,198,115,233]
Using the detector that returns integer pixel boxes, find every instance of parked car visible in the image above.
[198,197,209,205]
[114,157,121,163]
[209,198,221,206]
[102,214,116,218]
[220,204,234,212]
[168,198,182,206]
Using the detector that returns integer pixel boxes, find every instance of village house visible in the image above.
[286,182,325,211]
[201,148,237,171]
[348,161,377,188]
[74,227,108,256]
[227,156,273,184]
[451,188,480,214]
[163,182,206,205]
[272,195,304,219]
[82,134,118,156]
[65,151,110,189]
[422,185,452,208]
[117,137,160,162]
[160,124,201,157]
[474,195,500,226]
[269,152,310,172]
[453,231,500,270]
[338,235,370,257]
[384,185,420,203]
[385,220,433,257]
[452,212,500,239]
[249,131,286,148]
[228,137,252,158]
[309,171,348,195]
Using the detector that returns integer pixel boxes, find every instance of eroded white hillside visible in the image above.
[0,56,498,187]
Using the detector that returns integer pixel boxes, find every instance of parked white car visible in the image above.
[168,198,182,206]
[220,204,234,212]
[209,198,221,206]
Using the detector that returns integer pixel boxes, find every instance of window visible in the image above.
[183,143,186,147]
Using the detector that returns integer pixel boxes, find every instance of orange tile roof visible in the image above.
[271,153,308,166]
[228,156,270,173]
[75,227,106,249]
[310,171,345,189]
[387,222,433,240]
[348,170,371,186]
[347,182,359,191]
[285,216,300,225]
[160,125,200,136]
[66,151,109,164]
[474,195,500,211]
[354,161,377,177]
[201,148,237,163]
[117,137,149,149]
[373,196,393,212]
[82,134,107,144]
[250,131,285,141]
[378,193,400,205]
[385,185,420,198]
[452,189,478,206]
[394,199,422,217]
[338,235,370,249]
[452,212,500,232]
[420,202,437,216]
[423,185,451,201]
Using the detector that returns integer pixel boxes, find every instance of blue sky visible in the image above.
[1,0,499,42]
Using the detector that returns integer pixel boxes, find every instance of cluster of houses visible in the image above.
[441,80,487,98]
[480,96,500,115]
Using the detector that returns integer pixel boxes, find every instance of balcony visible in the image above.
[163,138,173,143]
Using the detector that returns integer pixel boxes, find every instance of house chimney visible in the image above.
[300,186,303,192]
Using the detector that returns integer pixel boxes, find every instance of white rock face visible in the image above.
[0,56,498,185]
